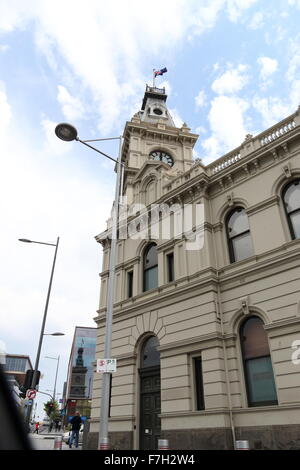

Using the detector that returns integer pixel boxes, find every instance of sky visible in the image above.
[1,0,300,420]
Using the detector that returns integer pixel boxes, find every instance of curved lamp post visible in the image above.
[55,123,123,450]
[19,237,61,426]
[45,355,60,402]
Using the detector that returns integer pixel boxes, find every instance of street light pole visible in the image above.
[19,237,60,427]
[98,135,123,450]
[45,355,60,402]
[55,123,124,450]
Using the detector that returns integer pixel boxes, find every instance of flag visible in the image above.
[154,67,167,77]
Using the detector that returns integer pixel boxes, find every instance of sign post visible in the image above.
[96,359,117,373]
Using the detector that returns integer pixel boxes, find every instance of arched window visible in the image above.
[226,207,254,263]
[143,243,158,292]
[240,316,277,407]
[141,336,160,368]
[282,179,300,240]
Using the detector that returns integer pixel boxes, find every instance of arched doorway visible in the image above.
[139,336,161,450]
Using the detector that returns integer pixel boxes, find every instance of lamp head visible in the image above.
[19,238,32,243]
[55,123,78,142]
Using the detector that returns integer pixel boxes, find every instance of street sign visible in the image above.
[24,400,33,405]
[26,389,37,400]
[96,358,117,373]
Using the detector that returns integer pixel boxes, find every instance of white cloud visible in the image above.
[195,90,207,108]
[57,85,85,121]
[195,125,206,135]
[248,11,264,29]
[169,108,185,128]
[252,96,290,128]
[202,95,249,162]
[0,82,12,139]
[212,64,249,94]
[0,0,260,135]
[288,0,300,7]
[226,0,258,22]
[0,44,9,52]
[41,118,74,156]
[257,56,278,80]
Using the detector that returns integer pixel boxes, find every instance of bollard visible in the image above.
[53,435,63,450]
[99,437,110,450]
[158,439,169,450]
[235,440,250,450]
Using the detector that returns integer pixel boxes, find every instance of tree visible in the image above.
[43,400,60,420]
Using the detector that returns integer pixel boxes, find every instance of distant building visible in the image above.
[64,327,97,423]
[4,354,33,405]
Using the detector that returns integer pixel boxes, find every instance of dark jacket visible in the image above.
[70,415,82,431]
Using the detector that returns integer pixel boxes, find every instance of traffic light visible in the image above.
[18,370,41,398]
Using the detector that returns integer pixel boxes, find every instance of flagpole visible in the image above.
[153,69,155,87]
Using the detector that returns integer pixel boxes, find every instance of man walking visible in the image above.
[69,411,82,449]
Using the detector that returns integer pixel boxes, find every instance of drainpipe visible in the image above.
[208,197,236,449]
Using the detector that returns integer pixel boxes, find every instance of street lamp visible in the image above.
[55,122,123,450]
[45,355,60,402]
[19,237,60,426]
[44,332,65,336]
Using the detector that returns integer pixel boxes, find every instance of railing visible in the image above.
[210,152,242,175]
[260,119,296,146]
[206,112,298,177]
[146,85,165,94]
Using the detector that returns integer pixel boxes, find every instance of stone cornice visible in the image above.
[246,195,280,216]
[160,404,300,419]
[123,120,199,146]
[264,316,300,334]
[219,239,300,287]
[158,333,224,355]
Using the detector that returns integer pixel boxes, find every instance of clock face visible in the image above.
[149,150,174,167]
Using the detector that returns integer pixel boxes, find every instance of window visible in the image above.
[143,243,158,292]
[141,336,160,368]
[283,179,300,240]
[194,357,205,410]
[226,207,254,263]
[166,252,174,283]
[127,271,133,298]
[240,316,277,407]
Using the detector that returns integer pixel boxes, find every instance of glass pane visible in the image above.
[144,266,158,291]
[167,253,174,282]
[194,357,205,410]
[290,211,300,239]
[144,244,158,269]
[241,317,270,359]
[228,209,249,238]
[232,232,254,261]
[245,356,277,405]
[141,336,160,368]
[284,180,300,213]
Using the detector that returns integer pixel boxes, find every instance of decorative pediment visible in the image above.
[132,160,171,184]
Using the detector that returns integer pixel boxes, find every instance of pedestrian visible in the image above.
[33,422,39,434]
[69,411,82,449]
[58,421,62,432]
[49,421,53,433]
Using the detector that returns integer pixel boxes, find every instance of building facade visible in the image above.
[4,354,33,406]
[88,85,300,450]
[64,326,97,423]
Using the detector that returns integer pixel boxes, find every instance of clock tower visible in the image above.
[121,85,199,207]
